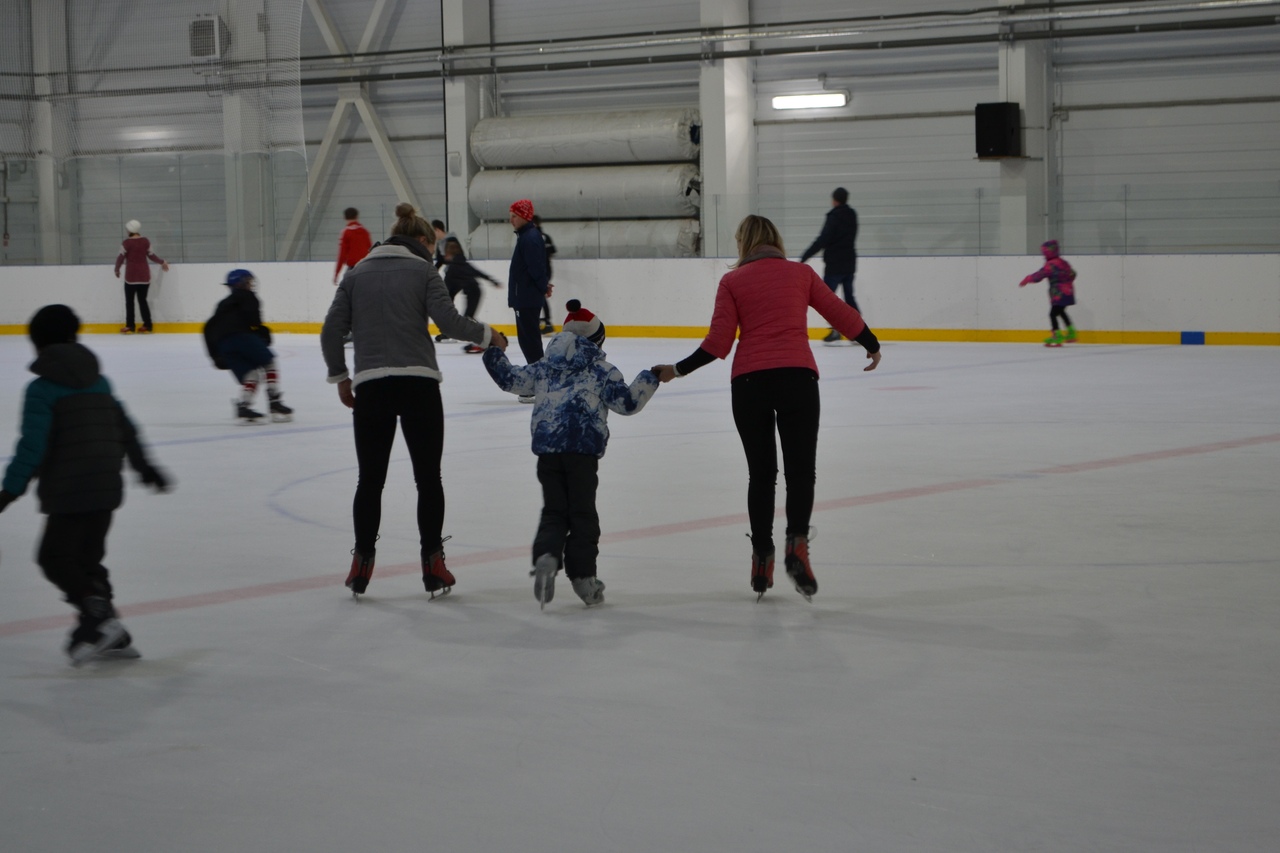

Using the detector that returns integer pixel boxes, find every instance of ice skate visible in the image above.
[66,597,129,667]
[119,327,135,335]
[1063,325,1078,344]
[784,535,817,602]
[462,343,485,354]
[95,631,142,661]
[822,328,842,345]
[532,553,558,609]
[345,549,375,598]
[1044,330,1064,347]
[235,399,264,423]
[751,549,775,601]
[268,396,293,423]
[422,541,455,598]
[136,326,152,335]
[519,394,536,404]
[570,576,605,606]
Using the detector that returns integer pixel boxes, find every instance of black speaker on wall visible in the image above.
[975,102,1021,158]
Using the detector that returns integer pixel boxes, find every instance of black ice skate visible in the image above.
[234,399,264,424]
[422,538,455,598]
[784,534,818,602]
[268,395,293,423]
[66,596,129,667]
[96,631,142,661]
[532,553,558,609]
[346,550,375,598]
[751,549,775,601]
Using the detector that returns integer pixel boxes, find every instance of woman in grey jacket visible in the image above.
[321,203,509,598]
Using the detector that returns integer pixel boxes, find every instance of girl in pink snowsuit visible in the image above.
[1020,239,1077,344]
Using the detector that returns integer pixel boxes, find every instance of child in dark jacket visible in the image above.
[0,304,169,665]
[203,268,293,423]
[483,300,658,608]
[437,238,502,353]
[1020,239,1079,346]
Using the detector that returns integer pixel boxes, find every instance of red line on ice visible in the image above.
[3,432,1278,638]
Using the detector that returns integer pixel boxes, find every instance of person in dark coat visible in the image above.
[0,304,169,665]
[506,199,553,372]
[203,269,293,423]
[439,237,502,353]
[800,187,860,342]
[532,215,558,335]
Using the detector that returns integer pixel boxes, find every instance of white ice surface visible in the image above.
[1,334,1278,852]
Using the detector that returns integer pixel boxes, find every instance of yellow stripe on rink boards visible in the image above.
[3,324,1278,346]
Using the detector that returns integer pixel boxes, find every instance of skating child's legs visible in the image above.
[533,454,603,606]
[37,511,132,660]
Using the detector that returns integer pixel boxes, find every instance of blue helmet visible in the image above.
[225,268,255,288]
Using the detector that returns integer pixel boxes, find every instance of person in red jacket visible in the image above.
[334,207,372,284]
[651,214,881,602]
[113,220,168,334]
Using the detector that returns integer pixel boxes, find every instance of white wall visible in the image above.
[1,255,1277,337]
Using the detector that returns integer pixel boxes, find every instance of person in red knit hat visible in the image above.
[506,199,553,384]
[651,215,881,603]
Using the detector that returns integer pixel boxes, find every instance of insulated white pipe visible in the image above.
[469,164,701,220]
[470,108,700,168]
[468,219,700,259]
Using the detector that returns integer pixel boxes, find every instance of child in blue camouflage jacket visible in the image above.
[483,300,658,608]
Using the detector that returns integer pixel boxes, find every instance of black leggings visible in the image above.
[731,368,821,557]
[351,376,445,559]
[1050,306,1073,330]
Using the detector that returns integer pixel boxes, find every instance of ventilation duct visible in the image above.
[469,163,701,221]
[470,108,701,168]
[469,219,700,259]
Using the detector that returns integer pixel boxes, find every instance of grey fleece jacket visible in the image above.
[321,240,495,387]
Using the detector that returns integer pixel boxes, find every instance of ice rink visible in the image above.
[1,333,1278,852]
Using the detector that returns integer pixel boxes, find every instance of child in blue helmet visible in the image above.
[202,269,293,423]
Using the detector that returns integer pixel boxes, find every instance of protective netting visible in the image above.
[50,0,304,159]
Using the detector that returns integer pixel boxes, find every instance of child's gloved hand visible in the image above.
[139,465,171,493]
[1019,276,1033,287]
[0,489,17,513]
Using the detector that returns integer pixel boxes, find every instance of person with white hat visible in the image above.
[113,220,169,334]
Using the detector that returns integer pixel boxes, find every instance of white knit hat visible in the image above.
[126,220,141,234]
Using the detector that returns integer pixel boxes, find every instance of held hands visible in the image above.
[650,365,677,383]
[864,350,882,372]
[490,330,509,352]
[338,378,355,409]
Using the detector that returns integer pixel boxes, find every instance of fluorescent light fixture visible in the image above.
[772,92,848,110]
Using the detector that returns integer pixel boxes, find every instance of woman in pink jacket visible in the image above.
[652,215,881,601]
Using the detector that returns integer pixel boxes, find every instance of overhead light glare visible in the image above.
[772,92,848,110]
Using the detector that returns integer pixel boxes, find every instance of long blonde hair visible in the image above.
[390,202,434,246]
[733,214,786,267]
